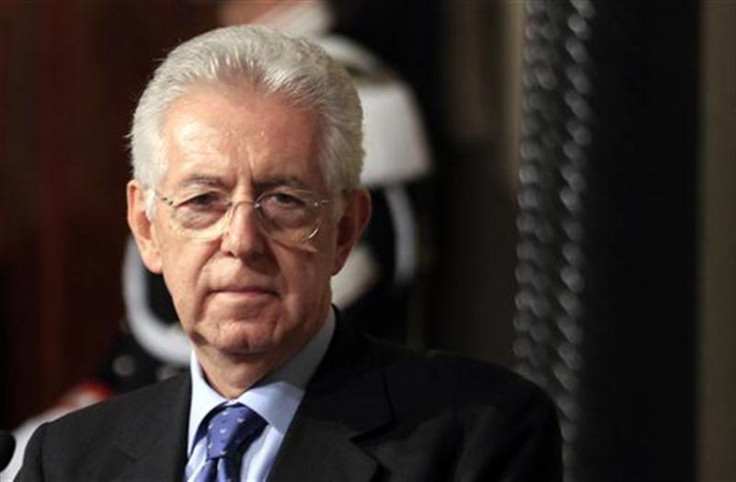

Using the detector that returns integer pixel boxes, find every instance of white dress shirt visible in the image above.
[184,311,335,481]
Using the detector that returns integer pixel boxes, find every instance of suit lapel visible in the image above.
[111,374,191,481]
[267,321,393,482]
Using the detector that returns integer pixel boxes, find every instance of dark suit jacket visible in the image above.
[16,321,561,481]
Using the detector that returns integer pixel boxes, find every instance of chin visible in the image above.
[206,319,280,355]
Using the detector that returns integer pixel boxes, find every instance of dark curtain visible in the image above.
[513,1,699,480]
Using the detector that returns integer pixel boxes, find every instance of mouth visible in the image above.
[211,285,278,300]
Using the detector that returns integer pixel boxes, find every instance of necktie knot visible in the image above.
[205,403,266,461]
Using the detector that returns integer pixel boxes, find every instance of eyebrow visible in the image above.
[172,176,228,191]
[253,176,313,192]
[171,175,314,192]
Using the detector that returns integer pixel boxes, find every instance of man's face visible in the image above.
[128,82,368,368]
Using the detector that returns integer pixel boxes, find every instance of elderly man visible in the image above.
[16,26,560,481]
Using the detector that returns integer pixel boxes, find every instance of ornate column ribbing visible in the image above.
[513,1,699,481]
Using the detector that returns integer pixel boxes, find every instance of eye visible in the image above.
[262,191,308,208]
[177,191,229,211]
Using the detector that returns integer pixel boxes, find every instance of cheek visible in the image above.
[279,249,333,300]
[159,243,210,316]
[161,262,192,317]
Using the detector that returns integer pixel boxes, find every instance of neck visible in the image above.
[195,348,276,399]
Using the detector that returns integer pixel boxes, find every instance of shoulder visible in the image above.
[328,318,556,425]
[45,373,189,433]
[375,338,555,419]
[341,329,562,479]
[25,373,189,455]
[16,374,190,480]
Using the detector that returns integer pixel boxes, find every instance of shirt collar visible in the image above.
[187,309,336,453]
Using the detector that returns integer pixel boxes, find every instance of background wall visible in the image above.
[698,0,736,479]
[428,0,524,365]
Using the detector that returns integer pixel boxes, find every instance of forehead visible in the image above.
[160,82,325,190]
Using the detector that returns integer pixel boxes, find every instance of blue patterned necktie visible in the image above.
[195,403,267,482]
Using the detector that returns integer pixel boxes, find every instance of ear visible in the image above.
[127,180,163,274]
[332,189,372,275]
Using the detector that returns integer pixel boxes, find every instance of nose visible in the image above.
[220,201,267,258]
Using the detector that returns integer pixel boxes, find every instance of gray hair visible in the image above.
[129,25,363,214]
